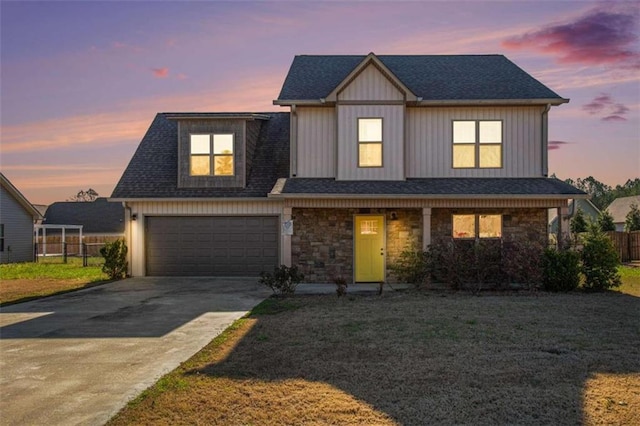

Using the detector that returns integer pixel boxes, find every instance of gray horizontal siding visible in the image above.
[0,186,35,263]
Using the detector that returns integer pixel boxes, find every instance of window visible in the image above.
[0,224,4,252]
[190,134,234,176]
[358,118,382,167]
[453,120,502,168]
[453,214,502,239]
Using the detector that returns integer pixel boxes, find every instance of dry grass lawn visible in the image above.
[109,290,639,425]
[0,278,107,306]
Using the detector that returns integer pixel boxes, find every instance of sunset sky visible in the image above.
[1,0,638,205]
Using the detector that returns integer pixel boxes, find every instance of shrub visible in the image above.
[259,265,304,296]
[597,210,616,232]
[425,238,468,290]
[502,237,545,290]
[542,247,581,292]
[332,275,348,297]
[100,239,128,280]
[581,224,621,292]
[464,239,502,294]
[625,203,640,232]
[389,246,428,287]
[570,208,588,234]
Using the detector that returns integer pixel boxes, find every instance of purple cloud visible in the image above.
[548,140,570,151]
[582,93,630,122]
[503,5,640,69]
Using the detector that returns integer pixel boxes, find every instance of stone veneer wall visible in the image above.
[291,208,422,283]
[431,208,548,242]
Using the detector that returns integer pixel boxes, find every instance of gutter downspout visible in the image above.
[290,104,297,177]
[123,202,133,277]
[542,104,551,177]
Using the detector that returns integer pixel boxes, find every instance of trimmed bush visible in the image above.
[542,247,581,292]
[389,247,428,287]
[100,239,128,280]
[259,265,304,296]
[581,224,621,292]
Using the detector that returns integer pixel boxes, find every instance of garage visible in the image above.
[145,216,279,276]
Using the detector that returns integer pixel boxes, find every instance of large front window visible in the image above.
[453,120,502,168]
[453,214,502,239]
[358,118,382,167]
[190,134,234,176]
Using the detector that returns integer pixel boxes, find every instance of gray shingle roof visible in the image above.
[43,198,124,233]
[110,112,290,199]
[277,55,564,102]
[277,178,586,197]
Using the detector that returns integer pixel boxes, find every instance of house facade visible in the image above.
[111,53,585,281]
[0,173,41,264]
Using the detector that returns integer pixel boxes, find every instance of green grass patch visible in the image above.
[0,260,106,281]
[249,297,301,316]
[617,265,640,296]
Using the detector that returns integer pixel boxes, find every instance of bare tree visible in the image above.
[68,188,99,202]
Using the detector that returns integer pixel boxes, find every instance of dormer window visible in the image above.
[190,134,234,176]
[358,118,383,167]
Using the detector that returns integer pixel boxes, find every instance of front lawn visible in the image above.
[0,259,108,305]
[108,290,639,425]
[618,265,640,296]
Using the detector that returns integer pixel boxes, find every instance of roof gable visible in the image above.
[0,173,41,219]
[276,54,567,105]
[606,195,640,223]
[326,53,417,102]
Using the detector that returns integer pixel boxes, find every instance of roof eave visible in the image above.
[269,193,589,200]
[0,173,42,219]
[274,98,570,106]
[415,98,570,106]
[164,113,272,120]
[108,197,282,203]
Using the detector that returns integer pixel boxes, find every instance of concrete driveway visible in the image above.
[0,277,270,426]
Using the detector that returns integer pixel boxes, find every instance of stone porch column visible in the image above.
[422,207,432,250]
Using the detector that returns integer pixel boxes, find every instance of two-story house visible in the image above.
[111,53,586,281]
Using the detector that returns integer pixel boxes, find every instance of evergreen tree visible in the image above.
[597,210,616,232]
[570,208,588,234]
[625,203,640,232]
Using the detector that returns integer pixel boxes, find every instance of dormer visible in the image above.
[166,113,270,189]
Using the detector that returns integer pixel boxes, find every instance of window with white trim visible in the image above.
[358,118,383,167]
[453,214,502,239]
[190,134,234,176]
[453,120,502,168]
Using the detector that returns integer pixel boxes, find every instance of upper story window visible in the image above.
[190,134,234,176]
[358,118,383,167]
[452,120,502,168]
[453,214,502,239]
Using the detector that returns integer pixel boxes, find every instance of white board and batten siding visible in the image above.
[407,106,545,178]
[337,64,405,102]
[126,200,283,276]
[337,104,404,180]
[296,107,335,177]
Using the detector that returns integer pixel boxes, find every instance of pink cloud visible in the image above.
[502,5,640,69]
[176,73,188,80]
[582,93,630,122]
[152,67,169,78]
[548,140,570,151]
[602,115,627,122]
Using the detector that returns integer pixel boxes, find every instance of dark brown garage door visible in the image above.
[145,216,278,276]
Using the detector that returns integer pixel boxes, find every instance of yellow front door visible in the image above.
[354,215,385,282]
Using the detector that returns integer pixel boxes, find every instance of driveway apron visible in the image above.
[0,277,269,426]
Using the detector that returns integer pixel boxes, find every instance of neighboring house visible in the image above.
[111,53,585,281]
[0,173,41,264]
[42,197,125,238]
[549,198,600,234]
[606,195,640,231]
